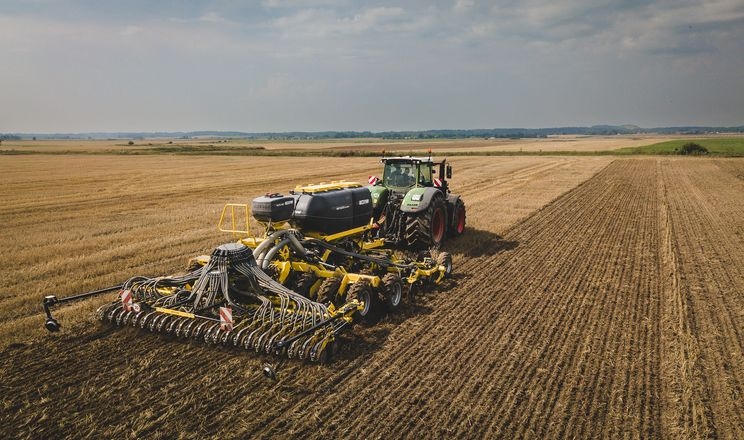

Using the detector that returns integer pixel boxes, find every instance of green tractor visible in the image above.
[368,155,466,249]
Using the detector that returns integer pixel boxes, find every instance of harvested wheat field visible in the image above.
[1,155,743,439]
[1,134,681,154]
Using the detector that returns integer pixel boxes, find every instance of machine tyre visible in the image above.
[292,272,317,299]
[347,280,380,325]
[405,194,447,249]
[448,199,466,237]
[436,252,453,277]
[382,273,403,310]
[317,277,342,305]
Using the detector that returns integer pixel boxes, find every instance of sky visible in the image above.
[1,0,743,133]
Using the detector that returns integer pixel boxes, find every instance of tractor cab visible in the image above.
[379,156,452,194]
[382,157,433,191]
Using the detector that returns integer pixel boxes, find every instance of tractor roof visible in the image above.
[381,156,435,164]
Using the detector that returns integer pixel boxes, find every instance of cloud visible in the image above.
[453,0,474,13]
[270,6,407,38]
[1,0,743,131]
[248,74,327,99]
[198,12,231,24]
[262,0,348,7]
[120,25,143,37]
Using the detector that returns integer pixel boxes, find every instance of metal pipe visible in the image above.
[253,230,285,264]
[260,238,291,270]
[42,284,123,332]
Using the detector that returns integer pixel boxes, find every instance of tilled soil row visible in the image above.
[657,159,744,439]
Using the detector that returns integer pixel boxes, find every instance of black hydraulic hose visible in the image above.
[193,302,226,315]
[303,238,413,270]
[303,238,389,266]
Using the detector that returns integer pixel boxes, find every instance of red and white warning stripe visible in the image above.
[219,307,233,332]
[368,175,379,185]
[433,178,443,187]
[120,289,133,312]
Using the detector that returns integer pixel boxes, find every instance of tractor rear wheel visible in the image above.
[448,199,466,237]
[405,195,447,249]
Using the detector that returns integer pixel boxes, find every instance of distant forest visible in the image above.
[3,125,744,141]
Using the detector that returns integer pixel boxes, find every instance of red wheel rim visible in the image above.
[432,207,445,243]
[456,205,465,233]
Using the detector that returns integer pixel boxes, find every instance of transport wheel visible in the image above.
[382,273,404,310]
[317,277,342,306]
[347,280,380,325]
[292,272,317,299]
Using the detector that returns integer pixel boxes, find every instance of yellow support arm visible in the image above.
[155,307,195,319]
[294,181,362,193]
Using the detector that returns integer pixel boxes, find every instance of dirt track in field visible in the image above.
[2,157,744,439]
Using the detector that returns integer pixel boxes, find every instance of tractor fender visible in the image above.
[400,187,443,214]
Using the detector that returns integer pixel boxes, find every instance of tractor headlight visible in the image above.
[411,194,423,202]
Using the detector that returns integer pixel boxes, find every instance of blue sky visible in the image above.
[2,0,743,132]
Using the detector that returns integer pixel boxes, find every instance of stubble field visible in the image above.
[1,153,742,439]
[0,134,681,154]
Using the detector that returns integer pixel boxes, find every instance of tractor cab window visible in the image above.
[384,162,416,188]
[417,163,433,186]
